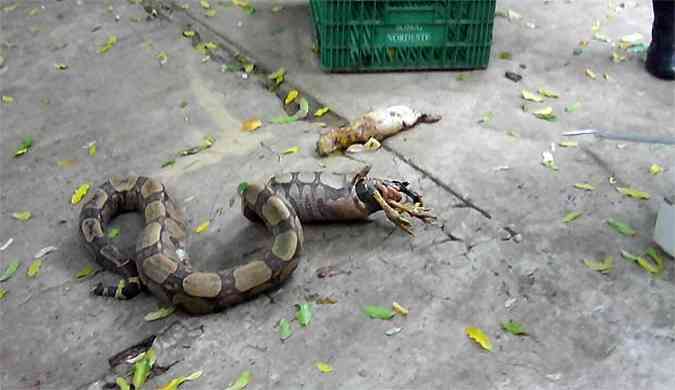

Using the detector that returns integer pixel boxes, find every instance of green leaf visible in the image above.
[108,226,120,239]
[88,143,97,156]
[521,90,544,103]
[646,247,666,275]
[115,377,131,390]
[158,370,203,390]
[537,88,560,98]
[0,287,7,300]
[314,107,330,117]
[532,106,557,121]
[293,97,309,120]
[563,211,582,223]
[583,256,613,274]
[27,259,43,278]
[574,183,595,191]
[182,30,195,38]
[363,305,394,320]
[500,320,528,335]
[132,351,153,389]
[621,250,663,275]
[12,211,32,221]
[269,115,297,124]
[238,182,249,194]
[565,102,581,112]
[617,187,650,200]
[267,67,286,86]
[71,183,92,205]
[98,35,118,54]
[607,218,637,236]
[161,159,176,168]
[225,370,252,390]
[200,0,211,9]
[15,136,33,157]
[282,146,300,155]
[2,95,14,104]
[144,306,175,321]
[75,264,96,280]
[0,260,21,282]
[278,318,292,341]
[296,303,312,327]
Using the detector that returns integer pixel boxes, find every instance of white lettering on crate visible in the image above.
[386,25,431,43]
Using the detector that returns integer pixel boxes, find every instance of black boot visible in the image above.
[646,0,675,80]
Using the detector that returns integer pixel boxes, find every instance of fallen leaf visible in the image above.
[583,256,614,274]
[619,32,643,48]
[558,141,578,148]
[12,211,32,221]
[88,142,97,156]
[269,115,297,124]
[225,370,252,390]
[71,183,91,204]
[238,182,249,194]
[607,218,637,236]
[622,249,663,275]
[591,19,601,32]
[532,107,557,121]
[296,303,312,327]
[603,72,612,81]
[465,327,492,351]
[574,183,595,191]
[0,260,21,282]
[316,297,337,304]
[267,67,286,86]
[521,90,543,103]
[385,327,403,336]
[162,159,176,168]
[116,377,131,390]
[27,259,43,278]
[233,0,256,14]
[282,146,300,155]
[649,164,664,176]
[132,349,156,389]
[58,159,77,168]
[54,63,68,70]
[293,97,309,119]
[158,370,203,390]
[498,51,512,60]
[243,63,255,73]
[314,107,330,117]
[316,362,333,374]
[593,32,611,42]
[272,5,283,12]
[500,320,528,335]
[194,221,210,233]
[278,318,292,341]
[538,88,560,98]
[144,306,175,321]
[200,0,210,8]
[284,90,299,105]
[0,287,6,300]
[241,118,262,132]
[75,264,96,280]
[585,68,597,79]
[364,137,381,151]
[107,227,120,239]
[565,102,581,112]
[563,211,582,223]
[646,247,666,274]
[157,51,168,65]
[541,151,558,171]
[392,302,408,316]
[478,112,493,125]
[364,305,394,320]
[34,246,58,258]
[98,35,118,54]
[15,136,33,157]
[2,95,14,104]
[182,30,195,38]
[205,9,216,17]
[617,187,650,200]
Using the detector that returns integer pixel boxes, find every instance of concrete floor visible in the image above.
[0,0,674,389]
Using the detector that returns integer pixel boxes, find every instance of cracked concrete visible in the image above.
[1,0,674,389]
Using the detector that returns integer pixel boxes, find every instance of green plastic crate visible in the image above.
[309,0,497,72]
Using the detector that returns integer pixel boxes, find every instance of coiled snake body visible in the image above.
[79,168,433,314]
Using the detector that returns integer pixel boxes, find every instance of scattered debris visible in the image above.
[0,238,13,251]
[385,327,403,336]
[541,151,558,171]
[505,71,522,82]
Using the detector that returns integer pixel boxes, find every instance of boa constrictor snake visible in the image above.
[79,167,434,314]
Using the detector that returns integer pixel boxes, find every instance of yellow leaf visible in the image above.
[144,306,176,321]
[532,106,556,121]
[314,107,330,117]
[157,51,168,65]
[241,118,262,132]
[364,137,381,151]
[200,0,210,9]
[0,287,6,300]
[563,211,582,223]
[2,95,14,104]
[649,164,664,176]
[558,141,578,148]
[27,259,43,278]
[583,256,613,273]
[75,265,96,279]
[243,63,255,73]
[71,183,91,205]
[12,211,32,221]
[465,327,492,351]
[316,362,333,374]
[182,30,195,38]
[98,35,118,54]
[194,220,209,233]
[205,9,216,17]
[284,90,299,105]
[282,146,300,155]
[88,143,97,157]
[591,19,601,32]
[585,68,597,79]
[574,183,595,191]
[617,187,650,200]
[521,89,543,103]
[54,63,68,70]
[158,370,203,390]
[537,88,559,98]
[392,302,408,316]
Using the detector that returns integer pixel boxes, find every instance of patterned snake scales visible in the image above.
[79,167,434,314]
